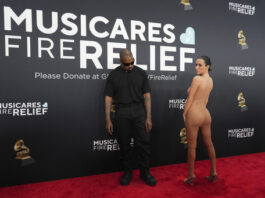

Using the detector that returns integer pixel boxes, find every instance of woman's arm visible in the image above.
[183,76,200,121]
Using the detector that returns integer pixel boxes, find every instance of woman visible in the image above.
[183,56,217,185]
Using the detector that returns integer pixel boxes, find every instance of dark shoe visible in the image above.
[120,171,132,185]
[140,172,157,186]
[206,174,218,183]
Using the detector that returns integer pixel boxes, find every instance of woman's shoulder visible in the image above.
[194,75,213,81]
[208,76,213,83]
[192,75,202,83]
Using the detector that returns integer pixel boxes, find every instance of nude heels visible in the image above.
[206,174,218,183]
[184,176,196,185]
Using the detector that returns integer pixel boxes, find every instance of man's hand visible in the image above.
[145,118,152,133]
[143,92,152,133]
[106,120,113,135]
[105,96,113,135]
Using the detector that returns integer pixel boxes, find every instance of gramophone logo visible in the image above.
[110,104,116,122]
[14,139,35,166]
[237,92,248,112]
[238,30,248,50]
[111,104,115,112]
[179,128,188,148]
[180,0,193,10]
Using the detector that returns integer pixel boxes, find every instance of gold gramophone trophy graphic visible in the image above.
[238,30,248,50]
[238,92,248,112]
[14,139,35,166]
[180,0,193,10]
[179,128,188,149]
[110,104,115,120]
[111,104,115,113]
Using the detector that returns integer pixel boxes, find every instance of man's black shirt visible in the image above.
[104,65,151,105]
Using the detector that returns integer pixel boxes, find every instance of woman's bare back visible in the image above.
[186,76,213,127]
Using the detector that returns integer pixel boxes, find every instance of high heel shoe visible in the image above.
[184,176,195,185]
[206,174,218,183]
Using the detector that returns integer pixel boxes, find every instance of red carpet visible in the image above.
[1,152,265,198]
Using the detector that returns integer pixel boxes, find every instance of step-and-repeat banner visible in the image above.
[0,0,264,186]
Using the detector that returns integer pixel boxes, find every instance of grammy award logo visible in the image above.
[180,0,193,10]
[238,92,248,112]
[110,104,116,123]
[14,139,35,166]
[238,30,248,50]
[179,128,188,148]
[111,104,115,112]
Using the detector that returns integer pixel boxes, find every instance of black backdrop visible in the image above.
[0,0,264,187]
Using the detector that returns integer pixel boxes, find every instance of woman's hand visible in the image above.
[183,113,186,122]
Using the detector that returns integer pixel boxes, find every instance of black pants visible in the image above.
[115,103,150,172]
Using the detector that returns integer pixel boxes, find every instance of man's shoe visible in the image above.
[120,171,132,185]
[140,172,157,186]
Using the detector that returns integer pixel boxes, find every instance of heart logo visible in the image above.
[42,102,48,108]
[180,27,195,45]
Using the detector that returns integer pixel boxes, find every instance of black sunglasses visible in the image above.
[122,61,134,67]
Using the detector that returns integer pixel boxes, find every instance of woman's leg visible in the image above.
[201,123,217,176]
[185,124,199,178]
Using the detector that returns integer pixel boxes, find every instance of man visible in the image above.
[104,49,156,186]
